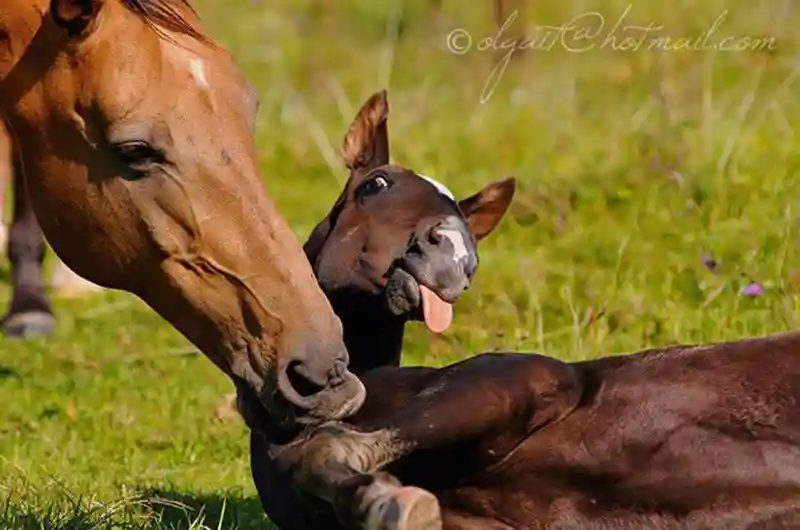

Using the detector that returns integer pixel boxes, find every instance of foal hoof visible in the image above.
[366,486,442,530]
[2,311,54,339]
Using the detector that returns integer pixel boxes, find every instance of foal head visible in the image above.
[0,0,365,435]
[305,91,515,373]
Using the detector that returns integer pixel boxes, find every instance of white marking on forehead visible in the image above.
[189,58,209,88]
[437,228,469,263]
[418,174,455,201]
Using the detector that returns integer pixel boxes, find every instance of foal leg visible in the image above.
[358,353,581,457]
[2,153,54,339]
[250,367,446,529]
[269,354,582,529]
[266,425,443,530]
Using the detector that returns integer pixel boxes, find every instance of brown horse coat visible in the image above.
[251,91,800,530]
[0,0,365,432]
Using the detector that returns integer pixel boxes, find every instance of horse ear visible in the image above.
[342,90,390,174]
[51,0,104,36]
[458,177,516,241]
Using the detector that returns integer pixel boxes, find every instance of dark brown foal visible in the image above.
[251,91,800,530]
[244,90,515,529]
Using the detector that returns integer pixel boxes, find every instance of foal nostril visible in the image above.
[421,216,473,266]
[427,227,443,246]
[464,257,478,280]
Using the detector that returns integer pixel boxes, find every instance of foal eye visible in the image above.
[112,140,165,179]
[356,173,392,203]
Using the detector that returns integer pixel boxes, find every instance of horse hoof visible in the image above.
[367,486,442,530]
[3,311,54,339]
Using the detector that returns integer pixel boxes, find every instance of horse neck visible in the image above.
[325,290,406,377]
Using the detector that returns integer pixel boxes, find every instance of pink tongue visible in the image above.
[419,284,453,333]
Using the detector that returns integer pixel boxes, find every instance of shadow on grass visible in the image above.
[0,365,20,380]
[140,488,273,530]
[0,488,273,530]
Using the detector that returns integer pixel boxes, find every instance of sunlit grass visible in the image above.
[1,0,798,527]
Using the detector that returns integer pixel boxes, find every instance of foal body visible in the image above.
[252,92,800,530]
[274,338,800,529]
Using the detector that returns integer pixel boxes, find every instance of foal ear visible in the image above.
[51,0,104,36]
[458,177,517,241]
[342,90,390,174]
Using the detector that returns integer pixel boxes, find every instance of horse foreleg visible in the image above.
[264,354,582,529]
[0,125,10,252]
[354,354,581,458]
[2,151,54,338]
[265,423,443,530]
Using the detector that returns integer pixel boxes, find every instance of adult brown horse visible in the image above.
[256,92,800,530]
[0,0,365,434]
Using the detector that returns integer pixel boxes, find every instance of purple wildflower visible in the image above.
[741,282,765,297]
[701,253,717,272]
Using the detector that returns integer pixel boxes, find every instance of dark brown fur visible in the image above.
[249,92,800,530]
[236,89,514,441]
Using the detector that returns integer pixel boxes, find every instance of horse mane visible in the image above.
[120,0,213,45]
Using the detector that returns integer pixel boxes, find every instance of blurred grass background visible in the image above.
[2,0,799,527]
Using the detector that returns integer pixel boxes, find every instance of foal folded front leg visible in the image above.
[271,354,582,528]
[270,423,443,529]
[359,353,584,455]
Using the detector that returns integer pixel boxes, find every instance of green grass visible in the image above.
[2,0,800,527]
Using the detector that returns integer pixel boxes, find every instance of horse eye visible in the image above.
[112,140,165,179]
[356,173,392,202]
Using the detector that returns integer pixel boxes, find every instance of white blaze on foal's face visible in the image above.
[418,174,455,201]
[418,174,469,264]
[437,225,468,263]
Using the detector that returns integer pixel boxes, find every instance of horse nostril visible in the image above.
[286,360,327,398]
[328,359,347,387]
